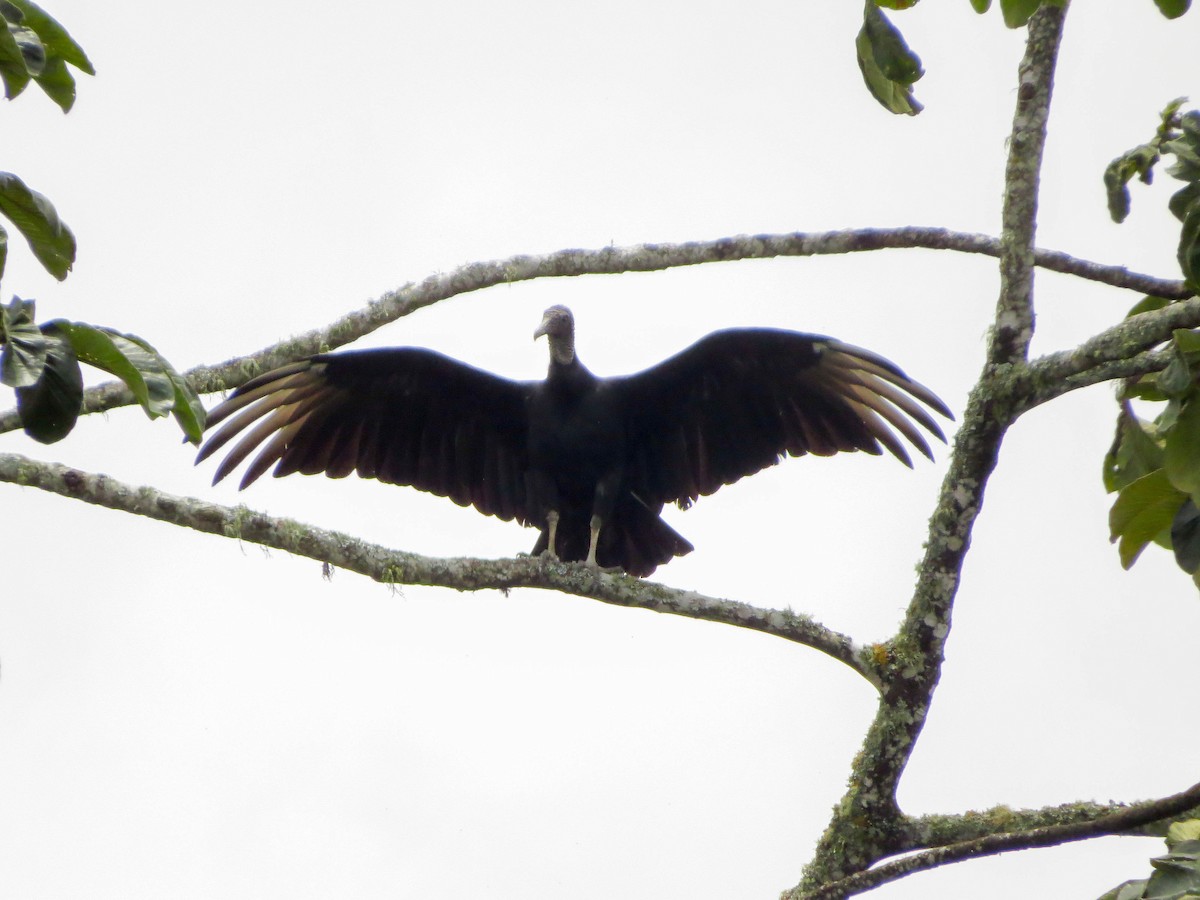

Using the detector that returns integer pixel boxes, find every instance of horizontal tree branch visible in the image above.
[0,228,1186,436]
[799,779,1200,899]
[0,451,881,686]
[904,795,1192,851]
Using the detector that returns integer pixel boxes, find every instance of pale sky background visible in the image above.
[1,2,1198,898]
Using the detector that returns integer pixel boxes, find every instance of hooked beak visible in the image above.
[533,315,550,341]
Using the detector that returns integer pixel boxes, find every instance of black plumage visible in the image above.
[196,305,952,576]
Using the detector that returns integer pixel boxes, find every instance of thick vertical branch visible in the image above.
[990,5,1065,366]
[789,6,1068,897]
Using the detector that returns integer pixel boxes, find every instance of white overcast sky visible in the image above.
[1,2,1198,898]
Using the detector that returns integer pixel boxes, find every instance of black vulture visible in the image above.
[197,305,952,576]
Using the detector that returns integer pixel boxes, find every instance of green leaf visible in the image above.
[1170,183,1200,222]
[6,0,94,75]
[0,171,74,279]
[1097,880,1150,900]
[1104,143,1159,223]
[1183,110,1200,139]
[1153,0,1192,19]
[0,294,44,386]
[0,17,31,98]
[1104,406,1165,493]
[999,0,1043,27]
[30,52,73,111]
[1169,822,1200,847]
[1157,345,1194,399]
[0,220,7,281]
[1109,468,1187,569]
[1123,375,1169,403]
[863,3,923,83]
[856,2,924,116]
[14,323,81,442]
[875,0,920,8]
[1164,112,1200,183]
[116,330,206,441]
[52,321,172,414]
[146,345,206,443]
[1127,295,1174,318]
[1178,200,1200,287]
[1103,832,1200,900]
[1164,398,1200,493]
[1166,146,1200,185]
[970,0,992,11]
[1144,840,1200,897]
[8,21,43,74]
[1171,499,1200,572]
[52,321,206,441]
[1174,327,1200,357]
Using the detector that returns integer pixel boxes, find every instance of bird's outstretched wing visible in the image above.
[609,329,952,507]
[196,348,533,522]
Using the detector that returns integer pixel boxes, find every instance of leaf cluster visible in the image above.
[0,4,203,444]
[1102,103,1200,581]
[0,0,92,112]
[0,297,204,443]
[1098,820,1200,900]
[1105,311,1200,580]
[857,0,1175,117]
[1106,102,1200,288]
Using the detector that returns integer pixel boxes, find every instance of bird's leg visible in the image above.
[582,517,620,573]
[544,510,560,559]
[585,515,601,567]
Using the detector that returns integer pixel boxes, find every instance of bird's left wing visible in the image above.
[196,348,534,523]
[608,328,952,508]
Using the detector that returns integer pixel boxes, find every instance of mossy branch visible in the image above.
[0,227,1185,437]
[0,450,881,684]
[800,780,1200,899]
[791,7,1069,895]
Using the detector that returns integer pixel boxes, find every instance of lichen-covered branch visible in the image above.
[801,780,1200,899]
[790,7,1069,896]
[0,227,1184,437]
[1011,296,1200,410]
[0,451,880,683]
[989,6,1064,366]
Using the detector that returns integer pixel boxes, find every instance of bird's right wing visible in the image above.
[196,348,534,523]
[608,328,952,508]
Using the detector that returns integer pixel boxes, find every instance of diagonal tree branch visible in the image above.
[0,228,1185,437]
[0,450,882,686]
[790,7,1070,896]
[801,780,1200,899]
[1010,296,1200,411]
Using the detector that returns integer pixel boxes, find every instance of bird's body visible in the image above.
[197,306,952,576]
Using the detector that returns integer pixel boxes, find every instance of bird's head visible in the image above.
[535,305,576,364]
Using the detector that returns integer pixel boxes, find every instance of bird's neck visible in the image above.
[547,335,575,366]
